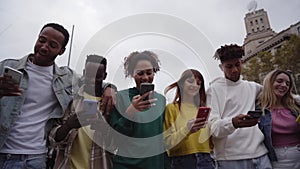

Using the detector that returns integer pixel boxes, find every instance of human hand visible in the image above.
[101,87,116,117]
[187,118,207,133]
[125,93,157,118]
[65,114,81,129]
[232,114,259,128]
[0,76,22,98]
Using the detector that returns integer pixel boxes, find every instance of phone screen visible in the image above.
[140,83,155,100]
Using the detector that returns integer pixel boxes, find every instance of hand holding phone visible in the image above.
[140,83,155,100]
[3,66,23,86]
[197,107,211,119]
[196,107,211,127]
[187,107,211,132]
[247,110,262,119]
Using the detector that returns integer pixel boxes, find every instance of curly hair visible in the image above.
[213,44,244,63]
[123,50,161,77]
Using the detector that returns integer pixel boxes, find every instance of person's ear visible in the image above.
[219,64,223,71]
[58,47,66,55]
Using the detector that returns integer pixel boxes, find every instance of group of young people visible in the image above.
[0,23,299,169]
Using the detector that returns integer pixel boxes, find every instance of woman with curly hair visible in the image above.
[110,51,166,169]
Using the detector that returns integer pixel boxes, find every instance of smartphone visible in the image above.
[247,110,262,118]
[3,66,23,86]
[82,99,99,116]
[140,83,155,100]
[196,107,211,121]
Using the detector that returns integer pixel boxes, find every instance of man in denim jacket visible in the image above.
[0,23,80,169]
[0,23,117,169]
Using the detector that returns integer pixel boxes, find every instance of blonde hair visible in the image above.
[260,69,300,114]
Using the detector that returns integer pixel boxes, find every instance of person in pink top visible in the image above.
[258,69,300,169]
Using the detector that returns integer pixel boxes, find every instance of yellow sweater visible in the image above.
[164,103,212,157]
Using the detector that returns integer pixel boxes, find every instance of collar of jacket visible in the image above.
[15,54,70,77]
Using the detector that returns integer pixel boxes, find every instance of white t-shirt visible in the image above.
[0,60,58,154]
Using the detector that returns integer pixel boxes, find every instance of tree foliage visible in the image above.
[242,34,300,94]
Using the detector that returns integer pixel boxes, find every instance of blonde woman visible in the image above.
[258,69,300,169]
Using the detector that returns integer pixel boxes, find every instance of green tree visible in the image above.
[242,34,300,93]
[242,51,274,84]
[273,34,300,94]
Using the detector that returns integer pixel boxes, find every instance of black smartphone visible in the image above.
[3,66,23,86]
[140,83,155,100]
[247,110,262,118]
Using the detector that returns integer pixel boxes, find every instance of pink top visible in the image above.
[271,108,300,147]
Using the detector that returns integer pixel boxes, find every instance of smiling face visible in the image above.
[273,73,291,99]
[133,60,154,90]
[182,75,201,99]
[32,27,66,66]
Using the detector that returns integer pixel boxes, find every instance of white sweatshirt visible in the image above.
[207,77,268,160]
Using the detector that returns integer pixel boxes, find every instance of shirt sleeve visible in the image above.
[109,93,135,136]
[48,100,78,147]
[163,104,190,150]
[206,87,236,138]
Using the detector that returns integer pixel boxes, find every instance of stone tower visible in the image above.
[243,9,276,58]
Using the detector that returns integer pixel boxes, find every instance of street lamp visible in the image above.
[286,70,298,95]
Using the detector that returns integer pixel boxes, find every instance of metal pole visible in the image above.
[67,25,75,67]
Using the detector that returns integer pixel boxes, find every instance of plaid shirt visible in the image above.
[48,86,113,169]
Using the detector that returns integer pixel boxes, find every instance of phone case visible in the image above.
[196,107,211,120]
[140,83,154,100]
[4,66,23,86]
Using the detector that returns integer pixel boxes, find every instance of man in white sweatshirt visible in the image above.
[207,44,272,169]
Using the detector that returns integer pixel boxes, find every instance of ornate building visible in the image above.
[242,9,300,62]
[242,3,300,93]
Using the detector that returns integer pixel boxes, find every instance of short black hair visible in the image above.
[213,44,244,63]
[85,54,107,68]
[41,23,70,48]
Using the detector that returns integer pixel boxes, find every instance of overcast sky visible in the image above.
[0,0,299,95]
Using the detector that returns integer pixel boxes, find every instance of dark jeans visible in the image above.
[171,153,215,169]
[0,153,46,169]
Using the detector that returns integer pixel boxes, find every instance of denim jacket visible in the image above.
[258,108,299,161]
[0,55,80,149]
